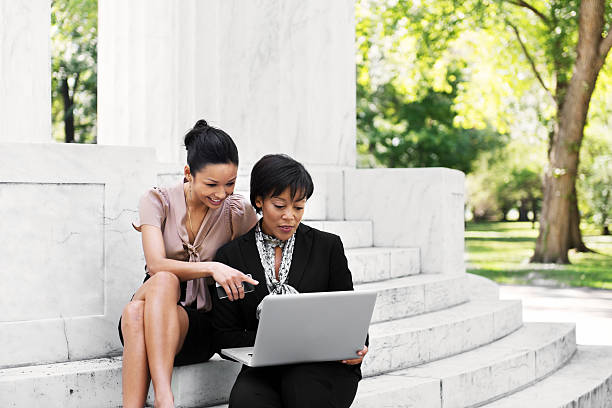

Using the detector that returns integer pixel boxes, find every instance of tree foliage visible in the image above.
[357,67,505,172]
[51,0,97,143]
[356,0,612,252]
[580,155,612,235]
[356,0,505,172]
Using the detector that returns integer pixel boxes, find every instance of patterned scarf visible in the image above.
[254,221,299,319]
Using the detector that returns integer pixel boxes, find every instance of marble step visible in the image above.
[0,299,522,408]
[0,356,124,408]
[347,247,420,283]
[204,323,577,408]
[356,274,468,323]
[392,322,576,408]
[0,355,239,408]
[200,374,442,408]
[304,220,373,249]
[482,345,612,408]
[362,299,523,377]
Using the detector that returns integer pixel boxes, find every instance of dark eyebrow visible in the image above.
[205,177,236,183]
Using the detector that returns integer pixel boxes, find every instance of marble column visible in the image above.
[98,0,356,168]
[0,0,51,142]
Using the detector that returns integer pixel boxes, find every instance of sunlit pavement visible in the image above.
[500,285,612,346]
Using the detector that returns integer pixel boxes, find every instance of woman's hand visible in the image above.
[341,345,368,365]
[209,262,259,301]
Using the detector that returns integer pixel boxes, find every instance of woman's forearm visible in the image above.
[146,258,218,282]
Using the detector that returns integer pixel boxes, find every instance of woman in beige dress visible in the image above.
[118,120,258,408]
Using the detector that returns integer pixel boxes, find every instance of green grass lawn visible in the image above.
[466,221,612,289]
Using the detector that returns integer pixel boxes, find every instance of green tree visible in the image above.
[356,0,612,263]
[356,1,504,172]
[581,156,612,235]
[357,67,505,172]
[51,0,97,143]
[467,137,545,223]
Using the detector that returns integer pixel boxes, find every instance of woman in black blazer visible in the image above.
[211,154,368,408]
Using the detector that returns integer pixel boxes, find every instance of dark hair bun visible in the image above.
[184,120,210,150]
[194,119,209,129]
[183,119,239,174]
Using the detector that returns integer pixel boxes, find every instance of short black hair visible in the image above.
[184,119,239,175]
[250,154,314,213]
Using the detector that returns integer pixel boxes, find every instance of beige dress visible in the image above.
[133,182,258,311]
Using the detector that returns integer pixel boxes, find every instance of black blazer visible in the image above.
[211,223,364,375]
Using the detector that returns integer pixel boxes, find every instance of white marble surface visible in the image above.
[344,168,466,274]
[483,346,612,408]
[356,275,468,322]
[0,0,51,143]
[0,357,123,408]
[98,0,356,167]
[467,272,500,300]
[0,183,104,321]
[0,143,157,367]
[354,375,441,408]
[396,322,576,408]
[306,220,373,249]
[348,247,420,284]
[363,300,523,377]
[0,323,581,408]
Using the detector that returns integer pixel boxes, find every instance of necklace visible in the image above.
[185,183,207,241]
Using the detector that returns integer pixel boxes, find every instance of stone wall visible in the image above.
[0,0,465,370]
[0,143,156,367]
[98,0,356,168]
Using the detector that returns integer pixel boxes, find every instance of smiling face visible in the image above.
[256,187,306,241]
[186,162,238,209]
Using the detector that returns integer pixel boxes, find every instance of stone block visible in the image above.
[353,375,441,408]
[363,300,522,377]
[356,275,468,322]
[305,220,372,249]
[348,247,420,283]
[0,143,157,367]
[0,357,123,408]
[492,299,523,339]
[534,324,576,378]
[98,0,356,168]
[344,168,465,274]
[483,346,612,408]
[393,323,576,408]
[466,272,500,300]
[0,183,104,322]
[390,247,421,278]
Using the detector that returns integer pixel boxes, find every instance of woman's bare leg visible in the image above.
[121,300,150,407]
[124,272,189,408]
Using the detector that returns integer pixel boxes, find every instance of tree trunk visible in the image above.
[61,77,75,143]
[532,0,608,263]
[568,184,590,252]
[518,201,529,221]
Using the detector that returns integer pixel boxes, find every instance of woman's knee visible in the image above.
[121,300,145,332]
[147,271,181,296]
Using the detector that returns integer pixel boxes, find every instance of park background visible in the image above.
[2,0,612,406]
[50,0,612,289]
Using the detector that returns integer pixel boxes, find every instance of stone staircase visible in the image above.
[2,208,612,407]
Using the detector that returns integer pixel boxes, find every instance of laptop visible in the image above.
[221,290,377,367]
